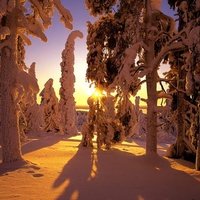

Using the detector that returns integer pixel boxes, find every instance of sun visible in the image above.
[93,89,102,97]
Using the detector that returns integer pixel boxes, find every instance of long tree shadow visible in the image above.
[21,134,64,155]
[53,144,200,200]
[52,144,95,200]
[0,134,71,174]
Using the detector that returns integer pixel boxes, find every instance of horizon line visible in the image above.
[75,105,147,109]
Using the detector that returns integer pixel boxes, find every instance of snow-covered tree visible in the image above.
[40,78,63,134]
[22,62,42,135]
[85,1,141,149]
[80,97,97,148]
[59,30,83,135]
[0,0,73,162]
[85,0,195,154]
[95,92,116,149]
[166,0,200,169]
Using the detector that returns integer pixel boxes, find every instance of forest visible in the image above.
[0,0,200,173]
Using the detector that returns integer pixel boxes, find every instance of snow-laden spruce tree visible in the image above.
[166,0,200,169]
[0,0,73,162]
[85,1,141,149]
[85,0,192,154]
[40,78,63,134]
[81,94,96,147]
[17,63,40,141]
[82,90,118,149]
[94,92,116,149]
[59,30,83,135]
[23,62,42,135]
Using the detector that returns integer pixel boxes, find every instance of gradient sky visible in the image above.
[25,0,175,106]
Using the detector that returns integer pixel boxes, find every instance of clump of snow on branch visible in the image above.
[0,0,73,51]
[59,30,83,135]
[14,69,39,106]
[85,0,118,16]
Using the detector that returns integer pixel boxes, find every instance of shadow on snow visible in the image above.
[52,144,200,200]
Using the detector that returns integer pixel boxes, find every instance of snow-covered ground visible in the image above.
[0,133,200,200]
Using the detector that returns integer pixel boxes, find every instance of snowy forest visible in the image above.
[1,0,200,199]
[0,0,200,175]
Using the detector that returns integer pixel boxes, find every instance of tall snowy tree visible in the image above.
[166,0,200,168]
[85,0,192,154]
[85,1,141,149]
[0,0,73,162]
[59,30,83,135]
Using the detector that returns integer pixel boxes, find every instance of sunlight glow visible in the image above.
[137,195,145,200]
[86,85,95,97]
[87,150,98,181]
[70,190,79,200]
[93,89,102,98]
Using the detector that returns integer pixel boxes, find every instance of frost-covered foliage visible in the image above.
[115,95,137,141]
[76,110,88,131]
[0,0,73,48]
[81,95,96,147]
[0,0,73,162]
[86,1,144,95]
[166,0,200,154]
[40,78,63,134]
[97,92,116,149]
[85,0,118,16]
[85,1,147,149]
[59,30,83,135]
[85,0,183,153]
[164,0,200,164]
[15,66,39,106]
[81,90,137,149]
[21,63,42,135]
[17,63,41,140]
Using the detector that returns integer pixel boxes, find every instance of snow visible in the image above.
[0,27,10,40]
[0,133,200,200]
[1,0,200,197]
[189,26,200,49]
[40,78,63,134]
[59,30,83,135]
[53,0,73,30]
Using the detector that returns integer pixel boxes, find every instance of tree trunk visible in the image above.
[1,9,22,162]
[195,109,200,170]
[145,0,157,154]
[175,89,185,157]
[146,70,158,154]
[174,57,186,158]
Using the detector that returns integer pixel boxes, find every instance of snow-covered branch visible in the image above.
[155,105,170,112]
[29,0,52,28]
[25,15,48,42]
[0,26,10,40]
[157,91,172,99]
[159,78,186,94]
[53,0,73,30]
[152,41,186,72]
[18,31,32,46]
